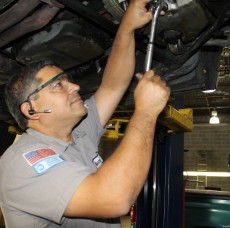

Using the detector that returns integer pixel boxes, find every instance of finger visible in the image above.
[135,73,144,80]
[160,10,166,15]
[146,69,154,74]
[145,69,155,78]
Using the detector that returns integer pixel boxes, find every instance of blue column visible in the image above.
[156,132,184,228]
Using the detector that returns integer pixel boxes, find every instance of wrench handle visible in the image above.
[144,4,162,72]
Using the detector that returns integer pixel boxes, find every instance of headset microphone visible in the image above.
[28,109,52,115]
[27,100,52,115]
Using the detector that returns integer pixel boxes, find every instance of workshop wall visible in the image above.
[184,124,230,191]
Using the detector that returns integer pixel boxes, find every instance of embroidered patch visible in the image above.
[23,148,64,174]
[92,153,103,168]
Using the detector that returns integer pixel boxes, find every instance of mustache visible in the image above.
[69,92,82,103]
[69,92,88,110]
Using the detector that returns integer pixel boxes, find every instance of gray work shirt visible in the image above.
[0,97,121,227]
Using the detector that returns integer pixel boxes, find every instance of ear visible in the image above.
[20,101,40,119]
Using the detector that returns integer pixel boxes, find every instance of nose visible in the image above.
[68,81,80,94]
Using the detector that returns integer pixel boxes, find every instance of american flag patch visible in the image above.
[23,148,58,166]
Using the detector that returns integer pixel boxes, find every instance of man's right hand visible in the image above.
[134,70,170,118]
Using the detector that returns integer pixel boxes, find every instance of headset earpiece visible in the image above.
[28,109,36,115]
[27,100,36,115]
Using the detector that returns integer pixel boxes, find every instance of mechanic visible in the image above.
[0,0,170,227]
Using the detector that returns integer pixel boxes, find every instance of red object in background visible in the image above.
[130,203,137,225]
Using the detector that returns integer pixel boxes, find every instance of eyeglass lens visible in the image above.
[47,74,70,93]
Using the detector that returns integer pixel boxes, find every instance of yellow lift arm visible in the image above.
[103,106,193,139]
[158,105,193,133]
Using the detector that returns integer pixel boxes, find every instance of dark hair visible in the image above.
[5,60,58,130]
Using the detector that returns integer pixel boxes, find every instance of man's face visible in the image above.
[30,65,88,127]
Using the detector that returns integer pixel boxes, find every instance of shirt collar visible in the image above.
[26,128,72,151]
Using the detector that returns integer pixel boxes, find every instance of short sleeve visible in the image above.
[0,147,92,224]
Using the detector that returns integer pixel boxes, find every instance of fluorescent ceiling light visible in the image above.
[202,89,216,93]
[184,171,230,177]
